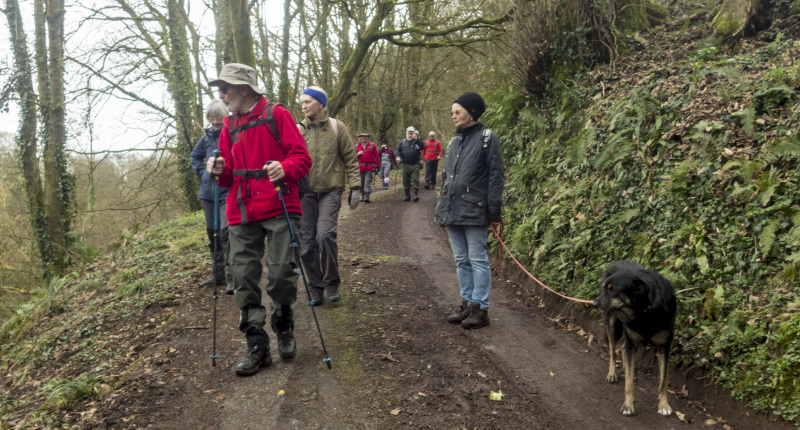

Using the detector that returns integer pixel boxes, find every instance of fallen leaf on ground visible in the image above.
[390,408,401,415]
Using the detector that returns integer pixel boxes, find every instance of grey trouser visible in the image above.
[201,199,228,270]
[228,216,300,327]
[401,163,420,191]
[360,171,374,194]
[424,160,439,186]
[300,191,342,298]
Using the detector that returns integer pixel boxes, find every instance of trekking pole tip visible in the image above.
[323,357,332,369]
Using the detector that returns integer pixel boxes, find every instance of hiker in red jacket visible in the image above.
[356,129,379,203]
[423,131,443,189]
[207,63,312,377]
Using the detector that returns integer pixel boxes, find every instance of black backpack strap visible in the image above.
[228,102,283,148]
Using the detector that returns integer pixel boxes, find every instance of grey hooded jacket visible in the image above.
[434,122,504,226]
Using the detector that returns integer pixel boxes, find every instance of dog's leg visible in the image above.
[605,314,618,383]
[656,345,673,416]
[621,337,636,416]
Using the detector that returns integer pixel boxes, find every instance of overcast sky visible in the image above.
[1,1,282,154]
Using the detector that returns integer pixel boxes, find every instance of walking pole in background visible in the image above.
[210,150,221,367]
[268,162,333,369]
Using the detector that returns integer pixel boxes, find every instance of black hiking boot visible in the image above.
[271,306,296,359]
[424,182,430,189]
[461,303,490,330]
[235,332,271,376]
[413,189,419,202]
[448,300,472,324]
[327,291,341,303]
[200,267,226,287]
[364,192,371,203]
[402,190,411,201]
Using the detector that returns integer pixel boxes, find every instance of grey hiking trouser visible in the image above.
[401,163,420,191]
[201,198,229,271]
[300,191,343,299]
[360,171,374,194]
[228,216,300,326]
[424,160,439,186]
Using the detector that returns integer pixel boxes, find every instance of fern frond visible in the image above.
[759,218,780,259]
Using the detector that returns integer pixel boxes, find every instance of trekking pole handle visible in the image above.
[265,160,287,190]
[212,150,221,181]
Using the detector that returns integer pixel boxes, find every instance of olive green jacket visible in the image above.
[300,113,360,193]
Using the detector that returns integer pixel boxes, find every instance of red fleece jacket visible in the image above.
[217,97,312,225]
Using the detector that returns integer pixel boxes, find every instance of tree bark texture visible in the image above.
[168,0,201,211]
[228,0,256,67]
[278,0,292,102]
[712,0,769,42]
[44,0,74,270]
[4,0,51,272]
[212,0,233,72]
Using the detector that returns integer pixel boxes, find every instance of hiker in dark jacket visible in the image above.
[191,99,233,293]
[395,126,424,201]
[434,92,505,330]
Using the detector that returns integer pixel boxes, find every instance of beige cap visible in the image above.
[406,126,415,132]
[209,63,265,95]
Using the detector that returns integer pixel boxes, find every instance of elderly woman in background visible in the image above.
[191,99,234,294]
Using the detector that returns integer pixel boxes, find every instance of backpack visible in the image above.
[228,102,310,197]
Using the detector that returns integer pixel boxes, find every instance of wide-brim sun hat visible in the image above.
[358,129,371,137]
[209,63,265,95]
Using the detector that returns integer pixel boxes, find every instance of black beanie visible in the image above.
[380,137,388,144]
[453,92,486,122]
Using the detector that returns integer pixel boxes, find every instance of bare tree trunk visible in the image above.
[255,0,275,100]
[278,0,292,102]
[3,0,50,272]
[168,0,201,211]
[712,0,769,43]
[228,0,256,67]
[319,0,331,89]
[44,0,74,270]
[212,0,233,71]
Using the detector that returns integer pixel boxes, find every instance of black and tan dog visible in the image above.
[592,261,677,416]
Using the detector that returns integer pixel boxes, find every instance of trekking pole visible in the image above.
[267,162,333,369]
[210,150,221,367]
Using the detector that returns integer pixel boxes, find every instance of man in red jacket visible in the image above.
[207,63,312,377]
[356,129,379,203]
[423,131,443,189]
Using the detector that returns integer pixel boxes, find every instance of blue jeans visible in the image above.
[447,225,491,309]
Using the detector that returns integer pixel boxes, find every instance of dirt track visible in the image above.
[99,180,795,429]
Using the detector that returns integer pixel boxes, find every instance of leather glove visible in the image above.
[348,188,360,210]
[488,214,503,225]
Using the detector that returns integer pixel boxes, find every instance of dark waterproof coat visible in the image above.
[396,137,423,164]
[191,127,229,201]
[434,122,504,226]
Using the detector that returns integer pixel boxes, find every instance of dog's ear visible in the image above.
[633,276,661,307]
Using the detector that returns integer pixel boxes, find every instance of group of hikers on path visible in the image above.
[194,63,504,377]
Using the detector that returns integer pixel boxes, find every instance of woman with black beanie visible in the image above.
[434,92,505,330]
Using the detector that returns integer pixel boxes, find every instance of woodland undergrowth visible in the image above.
[484,17,800,424]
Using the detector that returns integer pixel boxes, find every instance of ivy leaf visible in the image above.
[697,254,710,274]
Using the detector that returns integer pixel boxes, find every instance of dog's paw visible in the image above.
[606,372,618,383]
[657,399,673,416]
[621,401,636,416]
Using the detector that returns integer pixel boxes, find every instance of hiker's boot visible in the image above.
[413,189,419,202]
[402,189,411,201]
[447,299,472,324]
[424,182,430,189]
[235,330,272,376]
[200,267,226,287]
[461,303,490,330]
[271,306,296,359]
[364,192,371,203]
[327,290,341,303]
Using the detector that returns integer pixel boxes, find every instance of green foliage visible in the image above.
[485,35,800,423]
[41,374,102,410]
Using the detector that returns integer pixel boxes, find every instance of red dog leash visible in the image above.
[490,220,593,304]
